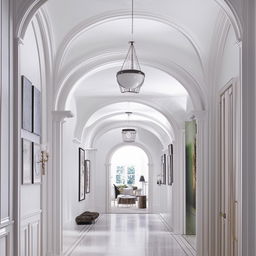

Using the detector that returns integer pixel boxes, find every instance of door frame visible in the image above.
[216,78,242,256]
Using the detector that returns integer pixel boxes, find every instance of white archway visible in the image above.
[106,143,154,213]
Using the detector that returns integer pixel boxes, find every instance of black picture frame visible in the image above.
[22,76,33,132]
[85,160,90,193]
[168,144,174,185]
[22,139,33,185]
[79,148,85,201]
[32,86,41,136]
[161,154,167,185]
[33,143,41,184]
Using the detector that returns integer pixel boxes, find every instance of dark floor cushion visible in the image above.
[81,211,99,219]
[76,215,94,225]
[76,211,99,225]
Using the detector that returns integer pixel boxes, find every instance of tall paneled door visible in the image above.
[219,84,238,256]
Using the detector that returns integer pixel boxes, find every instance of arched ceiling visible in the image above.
[79,102,175,147]
[38,0,229,146]
[68,67,189,143]
[44,0,222,62]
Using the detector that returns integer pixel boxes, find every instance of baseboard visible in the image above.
[159,213,173,232]
[171,235,196,256]
[63,215,102,256]
[158,214,196,256]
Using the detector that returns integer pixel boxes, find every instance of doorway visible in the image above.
[219,83,238,256]
[108,145,150,213]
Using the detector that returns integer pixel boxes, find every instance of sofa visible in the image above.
[113,184,142,198]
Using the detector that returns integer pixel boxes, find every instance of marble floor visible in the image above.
[183,235,196,250]
[110,200,148,214]
[70,214,190,256]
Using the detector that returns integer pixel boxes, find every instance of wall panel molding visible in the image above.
[21,215,41,256]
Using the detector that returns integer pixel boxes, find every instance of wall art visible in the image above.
[85,160,90,193]
[168,144,174,185]
[33,143,41,184]
[185,120,197,235]
[22,76,33,132]
[78,148,85,201]
[161,154,166,185]
[22,139,33,184]
[32,86,41,136]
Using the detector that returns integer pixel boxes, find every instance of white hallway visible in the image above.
[70,214,195,256]
[0,0,256,256]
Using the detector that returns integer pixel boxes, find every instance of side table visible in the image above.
[137,195,147,208]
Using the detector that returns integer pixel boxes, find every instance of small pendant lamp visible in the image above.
[122,112,136,142]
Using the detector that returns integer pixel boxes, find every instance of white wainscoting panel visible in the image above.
[21,212,41,256]
[31,220,41,256]
[0,227,9,256]
[0,236,7,256]
[20,226,29,256]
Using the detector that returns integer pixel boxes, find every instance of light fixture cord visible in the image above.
[131,0,134,40]
[131,0,134,69]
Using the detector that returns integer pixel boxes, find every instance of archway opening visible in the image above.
[109,145,149,213]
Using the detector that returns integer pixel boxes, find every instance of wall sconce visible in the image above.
[40,151,49,175]
[157,174,162,185]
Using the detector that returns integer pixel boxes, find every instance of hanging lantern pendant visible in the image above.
[117,41,145,93]
[116,0,145,93]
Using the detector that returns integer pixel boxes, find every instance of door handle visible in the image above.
[220,212,227,219]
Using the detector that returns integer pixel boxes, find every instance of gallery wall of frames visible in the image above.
[21,75,42,185]
[20,74,42,255]
[157,144,174,186]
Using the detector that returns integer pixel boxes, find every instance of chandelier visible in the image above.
[116,0,145,93]
[122,128,137,142]
[122,112,136,142]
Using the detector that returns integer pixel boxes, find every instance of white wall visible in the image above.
[19,20,43,256]
[0,0,12,255]
[62,96,95,253]
[63,97,93,225]
[217,26,240,90]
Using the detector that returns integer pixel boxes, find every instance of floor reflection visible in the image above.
[71,214,188,256]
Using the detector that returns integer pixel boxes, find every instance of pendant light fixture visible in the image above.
[116,0,145,93]
[122,112,136,142]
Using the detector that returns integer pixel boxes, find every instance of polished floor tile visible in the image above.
[71,214,188,256]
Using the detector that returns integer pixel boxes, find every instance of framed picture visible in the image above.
[161,154,166,185]
[85,160,90,193]
[22,139,33,184]
[78,148,85,201]
[33,143,41,184]
[168,144,174,185]
[33,86,41,136]
[22,76,33,132]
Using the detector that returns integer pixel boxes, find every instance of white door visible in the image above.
[219,85,237,256]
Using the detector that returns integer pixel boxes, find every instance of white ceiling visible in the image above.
[40,0,227,145]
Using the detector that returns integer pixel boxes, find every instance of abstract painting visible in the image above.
[185,120,197,235]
